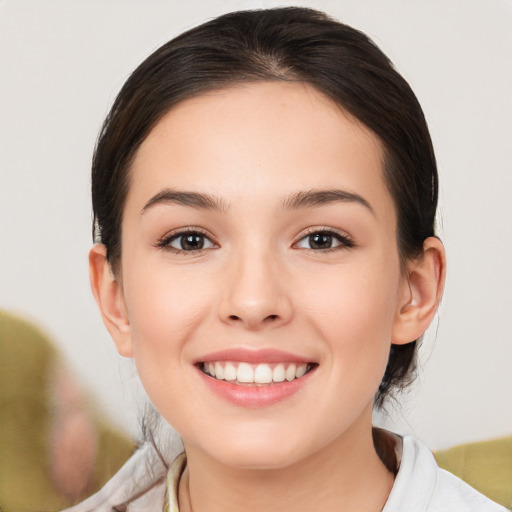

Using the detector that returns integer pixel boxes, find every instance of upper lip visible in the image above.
[195,348,315,365]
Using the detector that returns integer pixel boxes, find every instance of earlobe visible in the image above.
[392,237,446,345]
[89,244,134,358]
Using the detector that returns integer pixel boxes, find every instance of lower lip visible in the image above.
[197,367,316,408]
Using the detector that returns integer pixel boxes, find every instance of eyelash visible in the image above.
[156,227,354,254]
[156,228,217,254]
[293,227,355,252]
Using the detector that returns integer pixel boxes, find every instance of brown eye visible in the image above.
[295,230,354,251]
[309,233,334,250]
[166,231,215,251]
[181,233,205,250]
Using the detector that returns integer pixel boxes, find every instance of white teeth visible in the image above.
[237,363,254,383]
[254,364,273,384]
[215,362,224,380]
[224,362,237,381]
[272,363,286,382]
[285,364,297,381]
[295,364,307,378]
[203,361,312,383]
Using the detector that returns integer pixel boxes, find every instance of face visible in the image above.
[113,82,411,469]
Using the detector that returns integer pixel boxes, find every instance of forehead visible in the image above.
[126,81,392,218]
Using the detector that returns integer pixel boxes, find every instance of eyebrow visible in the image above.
[141,188,228,215]
[141,187,373,216]
[282,189,374,214]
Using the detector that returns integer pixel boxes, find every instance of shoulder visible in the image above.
[383,435,508,512]
[431,467,507,511]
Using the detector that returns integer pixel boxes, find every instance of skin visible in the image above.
[90,82,445,512]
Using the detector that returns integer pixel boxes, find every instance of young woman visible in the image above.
[65,7,506,512]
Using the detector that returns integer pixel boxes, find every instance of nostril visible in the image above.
[227,314,278,323]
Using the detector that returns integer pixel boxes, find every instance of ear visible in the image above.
[89,244,134,357]
[392,237,446,345]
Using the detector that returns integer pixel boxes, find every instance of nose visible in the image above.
[217,246,293,330]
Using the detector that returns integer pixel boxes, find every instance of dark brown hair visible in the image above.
[92,7,438,407]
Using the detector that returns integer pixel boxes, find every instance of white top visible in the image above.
[62,432,507,511]
[382,435,507,512]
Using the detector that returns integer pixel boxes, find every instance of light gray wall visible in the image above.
[1,0,511,450]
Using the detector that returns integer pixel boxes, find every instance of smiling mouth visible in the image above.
[200,361,317,385]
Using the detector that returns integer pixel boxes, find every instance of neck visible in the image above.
[178,410,395,512]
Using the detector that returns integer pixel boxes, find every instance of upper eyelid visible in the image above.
[294,226,352,241]
[157,226,217,246]
[292,227,355,250]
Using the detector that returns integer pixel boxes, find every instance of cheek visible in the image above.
[122,260,215,364]
[297,259,401,371]
[120,261,218,423]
